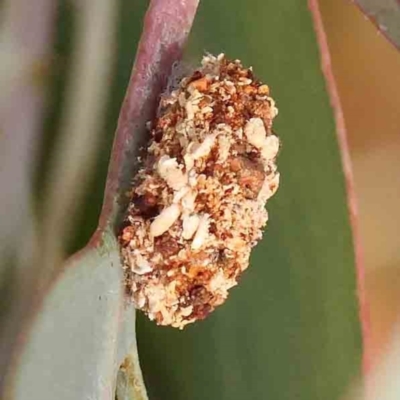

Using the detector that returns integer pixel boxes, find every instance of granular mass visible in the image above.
[118,54,280,329]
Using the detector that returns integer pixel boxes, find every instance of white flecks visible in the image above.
[159,309,173,326]
[269,173,280,196]
[185,101,198,120]
[217,135,231,164]
[201,106,213,114]
[261,135,280,161]
[188,88,203,102]
[191,214,210,250]
[258,173,280,202]
[180,305,194,317]
[157,155,188,190]
[134,291,146,308]
[268,97,279,118]
[189,133,217,160]
[173,186,190,204]
[130,252,153,275]
[146,283,167,313]
[208,271,225,292]
[234,127,243,139]
[201,54,214,65]
[208,270,237,294]
[150,204,181,237]
[225,236,246,252]
[238,78,252,86]
[184,153,195,171]
[244,117,266,149]
[258,176,274,202]
[182,214,201,240]
[188,169,198,187]
[181,189,197,212]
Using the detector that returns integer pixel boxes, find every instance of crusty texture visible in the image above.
[119,54,280,329]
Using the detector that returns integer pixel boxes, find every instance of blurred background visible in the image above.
[1,0,399,398]
[320,0,400,364]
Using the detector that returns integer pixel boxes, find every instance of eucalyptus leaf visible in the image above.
[13,231,146,400]
[136,1,363,399]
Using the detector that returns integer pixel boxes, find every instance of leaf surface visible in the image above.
[135,1,364,399]
[13,231,146,400]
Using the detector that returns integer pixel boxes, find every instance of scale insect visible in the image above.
[118,53,281,329]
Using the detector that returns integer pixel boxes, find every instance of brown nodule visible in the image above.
[117,53,280,329]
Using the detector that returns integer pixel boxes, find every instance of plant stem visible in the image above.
[95,0,200,241]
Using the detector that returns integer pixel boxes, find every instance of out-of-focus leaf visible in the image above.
[0,0,57,391]
[135,1,363,400]
[354,0,400,50]
[12,231,146,400]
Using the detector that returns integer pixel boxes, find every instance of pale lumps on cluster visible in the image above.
[119,53,280,329]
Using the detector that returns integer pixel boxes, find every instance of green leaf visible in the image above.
[135,1,363,400]
[12,231,146,400]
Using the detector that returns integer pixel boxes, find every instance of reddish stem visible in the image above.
[91,0,200,246]
[309,0,371,376]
